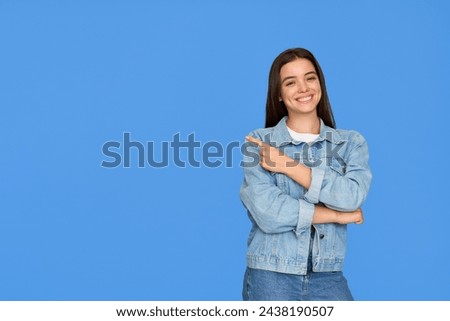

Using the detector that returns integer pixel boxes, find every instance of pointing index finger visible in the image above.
[245,135,264,147]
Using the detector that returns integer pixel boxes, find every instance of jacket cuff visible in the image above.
[303,166,325,204]
[295,199,314,236]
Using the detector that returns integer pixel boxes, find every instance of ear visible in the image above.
[278,97,282,102]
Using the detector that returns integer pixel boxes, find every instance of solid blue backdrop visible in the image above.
[1,0,449,300]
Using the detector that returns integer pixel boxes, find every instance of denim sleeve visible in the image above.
[303,133,372,211]
[240,134,314,235]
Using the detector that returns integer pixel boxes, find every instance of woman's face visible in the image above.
[279,58,322,117]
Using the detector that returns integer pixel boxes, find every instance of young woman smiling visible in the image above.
[240,48,372,301]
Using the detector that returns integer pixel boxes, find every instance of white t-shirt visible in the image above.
[287,127,319,143]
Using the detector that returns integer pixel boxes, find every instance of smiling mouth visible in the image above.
[296,95,313,103]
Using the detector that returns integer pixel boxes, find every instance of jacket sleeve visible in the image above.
[303,132,372,211]
[240,134,315,235]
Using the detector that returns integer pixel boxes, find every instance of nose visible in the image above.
[297,80,309,93]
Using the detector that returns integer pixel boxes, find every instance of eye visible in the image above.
[307,76,317,81]
[285,81,295,86]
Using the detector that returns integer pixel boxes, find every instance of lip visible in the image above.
[295,95,313,103]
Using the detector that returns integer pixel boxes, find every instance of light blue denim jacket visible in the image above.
[240,116,372,275]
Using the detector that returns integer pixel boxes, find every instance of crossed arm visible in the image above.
[245,135,366,225]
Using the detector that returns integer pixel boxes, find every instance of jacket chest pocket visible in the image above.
[325,156,347,175]
[312,141,346,174]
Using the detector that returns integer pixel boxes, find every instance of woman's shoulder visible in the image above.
[334,127,368,146]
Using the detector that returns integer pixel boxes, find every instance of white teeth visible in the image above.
[298,96,312,102]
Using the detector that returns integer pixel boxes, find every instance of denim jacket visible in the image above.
[240,116,372,275]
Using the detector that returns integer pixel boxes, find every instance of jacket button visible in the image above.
[320,234,325,239]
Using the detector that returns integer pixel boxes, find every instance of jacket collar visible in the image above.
[270,116,345,147]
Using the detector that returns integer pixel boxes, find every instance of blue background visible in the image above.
[1,0,449,300]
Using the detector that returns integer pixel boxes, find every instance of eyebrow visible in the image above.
[281,71,318,84]
[305,71,317,76]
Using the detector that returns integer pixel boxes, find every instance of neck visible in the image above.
[286,113,321,134]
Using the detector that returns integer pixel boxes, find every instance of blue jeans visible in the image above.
[242,267,354,301]
[242,230,354,301]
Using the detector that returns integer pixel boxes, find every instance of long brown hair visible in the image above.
[265,48,336,129]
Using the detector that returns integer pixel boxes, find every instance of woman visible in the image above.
[240,48,372,301]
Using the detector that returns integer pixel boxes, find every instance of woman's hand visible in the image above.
[336,208,364,225]
[246,136,294,174]
[246,135,312,189]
